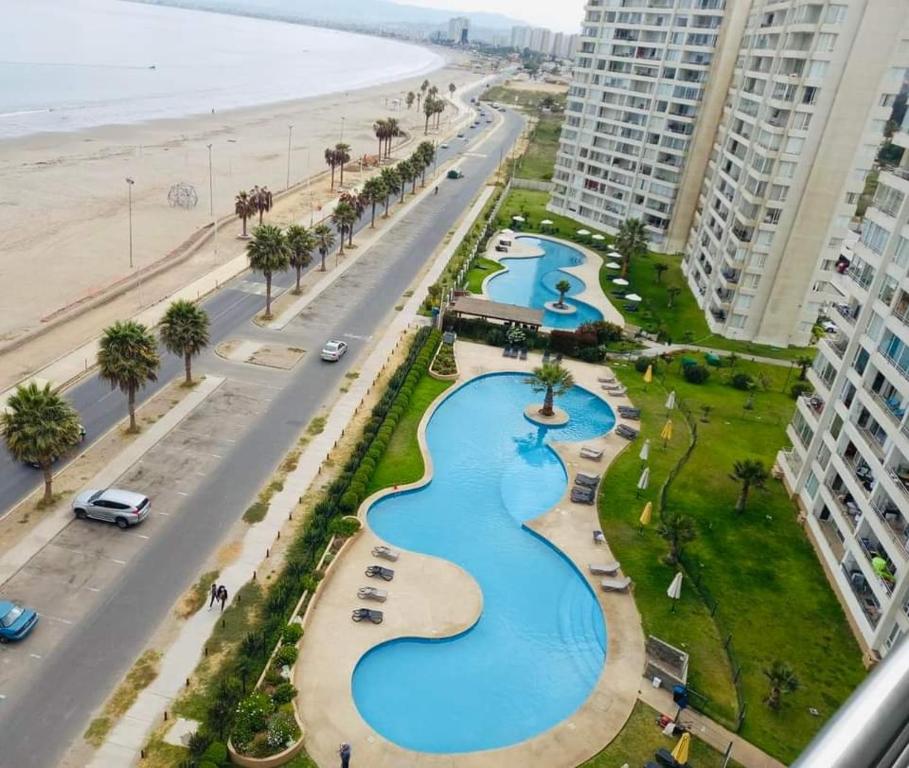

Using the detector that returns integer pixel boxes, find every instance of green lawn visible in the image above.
[466,256,505,293]
[515,114,562,182]
[602,356,865,761]
[480,85,567,111]
[581,701,740,768]
[494,188,812,361]
[367,375,453,494]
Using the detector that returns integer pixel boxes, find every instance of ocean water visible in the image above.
[0,0,443,139]
[353,373,613,753]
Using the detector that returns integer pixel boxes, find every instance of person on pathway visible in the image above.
[217,585,228,612]
[339,742,351,768]
[209,582,218,609]
[434,186,439,195]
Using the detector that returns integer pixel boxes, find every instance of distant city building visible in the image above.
[448,17,470,45]
[510,24,576,58]
[779,117,909,659]
[551,31,578,59]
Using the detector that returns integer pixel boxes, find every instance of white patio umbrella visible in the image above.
[612,278,630,286]
[606,261,621,269]
[667,572,683,612]
[540,219,553,225]
[625,293,642,302]
[665,391,677,411]
[512,215,525,222]
[591,233,605,241]
[577,229,591,236]
[611,251,623,259]
[607,244,617,251]
[639,439,651,462]
[636,466,650,496]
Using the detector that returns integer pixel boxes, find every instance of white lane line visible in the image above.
[129,534,150,541]
[156,511,171,516]
[176,491,189,496]
[41,614,73,625]
[208,453,222,459]
[29,653,41,660]
[110,558,127,565]
[50,544,127,566]
[85,586,101,593]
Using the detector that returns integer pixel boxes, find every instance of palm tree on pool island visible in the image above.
[159,299,210,385]
[1,383,83,504]
[525,363,574,417]
[97,320,160,433]
[246,224,290,319]
[313,223,335,272]
[555,279,571,308]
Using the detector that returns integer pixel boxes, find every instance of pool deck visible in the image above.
[481,233,625,328]
[296,341,645,768]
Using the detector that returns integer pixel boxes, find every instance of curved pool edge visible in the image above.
[297,344,647,768]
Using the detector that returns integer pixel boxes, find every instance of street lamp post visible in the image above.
[206,143,214,217]
[286,124,294,190]
[125,177,135,268]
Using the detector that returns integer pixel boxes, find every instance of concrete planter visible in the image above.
[227,702,306,767]
[429,343,459,381]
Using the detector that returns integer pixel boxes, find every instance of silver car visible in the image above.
[72,488,151,529]
[321,340,348,362]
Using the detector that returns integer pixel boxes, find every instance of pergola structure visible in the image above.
[447,296,543,330]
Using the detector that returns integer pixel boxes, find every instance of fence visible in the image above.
[510,178,553,192]
[661,395,748,732]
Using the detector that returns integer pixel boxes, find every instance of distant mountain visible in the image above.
[133,0,524,29]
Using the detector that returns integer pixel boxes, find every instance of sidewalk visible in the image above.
[89,183,498,766]
[639,340,798,368]
[638,685,786,768]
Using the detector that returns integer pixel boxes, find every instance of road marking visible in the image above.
[29,653,41,660]
[208,453,223,459]
[156,511,171,516]
[128,533,150,541]
[342,333,373,341]
[41,614,73,625]
[0,694,6,700]
[50,544,126,566]
[85,586,101,592]
[111,558,127,565]
[176,491,189,496]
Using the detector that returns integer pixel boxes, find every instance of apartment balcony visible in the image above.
[798,393,825,422]
[885,457,909,504]
[857,526,897,596]
[779,447,803,483]
[814,511,846,561]
[841,560,882,628]
[839,447,876,497]
[822,334,849,360]
[832,300,862,326]
[825,479,862,531]
[720,267,740,285]
[871,495,909,559]
[709,306,728,322]
[869,387,907,428]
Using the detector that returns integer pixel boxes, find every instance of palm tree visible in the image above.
[525,363,574,417]
[361,177,385,227]
[615,218,649,279]
[408,153,423,193]
[433,98,446,129]
[246,224,290,319]
[234,190,256,238]
[405,92,415,110]
[313,223,335,271]
[423,97,436,135]
[654,263,668,283]
[729,458,770,514]
[334,142,351,187]
[324,146,339,190]
[420,79,430,99]
[159,300,209,385]
[763,661,799,710]
[339,191,363,246]
[97,321,160,433]
[555,279,571,308]
[658,512,697,564]
[332,200,356,256]
[373,119,388,160]
[250,185,273,226]
[396,160,413,202]
[384,118,400,159]
[1,383,83,504]
[286,224,315,294]
[667,286,681,308]
[795,355,814,381]
[380,167,399,216]
[416,141,435,185]
[448,82,456,97]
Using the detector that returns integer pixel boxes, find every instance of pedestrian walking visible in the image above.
[339,742,351,768]
[209,582,218,609]
[217,585,228,612]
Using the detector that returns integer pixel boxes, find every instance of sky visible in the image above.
[395,0,586,32]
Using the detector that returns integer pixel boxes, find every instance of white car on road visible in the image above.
[321,340,349,361]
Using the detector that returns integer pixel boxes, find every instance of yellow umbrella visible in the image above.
[643,364,653,384]
[660,418,673,446]
[671,732,691,765]
[639,501,652,532]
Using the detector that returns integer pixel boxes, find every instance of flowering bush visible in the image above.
[232,692,274,752]
[265,711,300,750]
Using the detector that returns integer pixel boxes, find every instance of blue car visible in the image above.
[0,600,38,643]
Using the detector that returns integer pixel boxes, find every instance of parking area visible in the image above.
[0,380,266,703]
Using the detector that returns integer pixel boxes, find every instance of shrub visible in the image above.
[232,692,273,752]
[329,517,361,538]
[338,492,359,513]
[199,762,219,768]
[576,346,606,363]
[579,320,623,344]
[281,623,303,646]
[730,372,755,391]
[188,730,213,757]
[485,327,505,346]
[274,644,299,667]
[266,711,300,750]
[271,682,298,706]
[791,382,813,400]
[634,357,653,373]
[683,364,710,384]
[201,741,228,764]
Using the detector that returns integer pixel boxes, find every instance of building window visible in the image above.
[785,136,804,154]
[825,4,848,24]
[816,33,837,52]
[729,313,746,329]
[805,471,819,498]
[860,221,891,255]
[807,60,829,79]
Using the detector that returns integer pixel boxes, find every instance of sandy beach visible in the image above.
[0,52,483,358]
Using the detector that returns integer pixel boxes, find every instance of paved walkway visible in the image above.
[638,685,786,768]
[638,340,799,369]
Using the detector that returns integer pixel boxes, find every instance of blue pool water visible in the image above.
[486,237,604,329]
[352,373,615,753]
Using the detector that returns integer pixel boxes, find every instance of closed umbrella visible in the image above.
[636,466,650,496]
[612,278,629,286]
[606,261,621,269]
[667,571,683,601]
[643,364,653,384]
[661,418,673,447]
[625,293,642,302]
[671,732,691,763]
[639,500,652,532]
[665,391,676,411]
[639,439,651,462]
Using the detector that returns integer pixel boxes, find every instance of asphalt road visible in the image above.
[0,92,523,767]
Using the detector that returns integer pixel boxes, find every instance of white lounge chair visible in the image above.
[371,545,399,562]
[597,376,616,384]
[589,562,620,576]
[601,576,632,592]
[604,386,628,396]
[357,586,388,602]
[580,446,604,461]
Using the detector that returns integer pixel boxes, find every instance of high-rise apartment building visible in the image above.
[511,25,531,49]
[552,0,909,345]
[779,118,909,658]
[448,17,470,45]
[684,0,909,346]
[511,25,578,57]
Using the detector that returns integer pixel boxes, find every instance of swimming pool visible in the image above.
[486,236,604,329]
[352,373,614,753]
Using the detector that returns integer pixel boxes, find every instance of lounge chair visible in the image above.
[618,409,640,421]
[519,348,528,360]
[593,530,605,544]
[597,376,616,384]
[588,562,620,576]
[542,351,551,363]
[352,608,384,624]
[575,472,600,489]
[580,446,604,461]
[615,424,639,440]
[365,565,394,581]
[357,586,388,602]
[624,304,640,312]
[571,487,595,504]
[601,576,632,592]
[502,345,511,357]
[617,405,640,414]
[372,545,399,562]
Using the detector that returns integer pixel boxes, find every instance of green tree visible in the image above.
[234,190,256,238]
[423,96,436,135]
[658,512,697,564]
[416,141,435,186]
[380,167,400,215]
[340,191,364,246]
[525,363,574,416]
[554,279,571,308]
[285,224,315,294]
[1,383,83,504]
[250,185,273,226]
[654,263,668,283]
[408,152,424,193]
[373,119,388,160]
[383,117,400,159]
[763,661,799,710]
[667,286,681,308]
[405,92,415,110]
[332,200,356,256]
[324,146,339,190]
[396,160,414,202]
[97,321,160,433]
[730,458,770,514]
[448,82,456,97]
[313,223,335,272]
[246,224,290,319]
[361,177,386,227]
[334,142,351,187]
[795,355,814,381]
[615,218,649,279]
[159,300,210,385]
